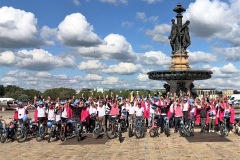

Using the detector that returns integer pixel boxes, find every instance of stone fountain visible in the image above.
[147,3,213,97]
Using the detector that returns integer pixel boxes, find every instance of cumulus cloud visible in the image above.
[137,51,171,66]
[0,49,75,71]
[142,0,163,4]
[77,34,136,61]
[136,73,148,81]
[99,0,127,5]
[184,0,240,46]
[220,63,239,73]
[136,12,158,23]
[0,51,16,65]
[40,26,57,45]
[214,46,240,62]
[85,74,102,81]
[78,60,106,70]
[188,51,217,64]
[102,62,141,75]
[72,0,80,6]
[102,76,119,85]
[0,6,43,48]
[58,13,102,47]
[121,21,134,28]
[146,24,170,43]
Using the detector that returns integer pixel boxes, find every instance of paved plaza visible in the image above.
[1,111,240,160]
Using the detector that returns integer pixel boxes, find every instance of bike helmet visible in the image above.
[73,100,79,106]
[29,120,33,125]
[47,121,52,127]
[164,117,169,121]
[18,102,23,106]
[85,101,90,105]
[67,120,73,125]
[183,98,188,102]
[151,105,157,110]
[60,101,65,105]
[37,101,44,106]
[22,115,28,122]
[122,109,127,115]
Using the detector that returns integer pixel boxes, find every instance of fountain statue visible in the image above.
[147,3,213,97]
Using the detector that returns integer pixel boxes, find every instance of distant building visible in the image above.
[222,89,234,98]
[193,88,216,98]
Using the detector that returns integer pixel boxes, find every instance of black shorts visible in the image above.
[38,117,45,123]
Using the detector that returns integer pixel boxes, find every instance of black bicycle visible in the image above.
[135,117,145,139]
[106,116,123,142]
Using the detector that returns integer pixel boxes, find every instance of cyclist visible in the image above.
[80,101,90,132]
[97,100,107,133]
[15,102,29,124]
[127,101,135,129]
[134,102,144,127]
[69,99,82,135]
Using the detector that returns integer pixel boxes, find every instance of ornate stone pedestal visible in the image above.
[171,53,189,70]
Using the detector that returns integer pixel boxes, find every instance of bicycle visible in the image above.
[220,117,229,137]
[92,120,103,139]
[60,118,74,141]
[163,117,170,137]
[47,121,60,142]
[234,116,240,136]
[15,116,30,142]
[135,117,145,139]
[179,118,190,137]
[36,120,46,142]
[128,117,134,138]
[149,117,159,137]
[106,116,123,142]
[188,120,195,136]
[0,119,18,143]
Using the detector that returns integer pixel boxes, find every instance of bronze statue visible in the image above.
[180,20,191,51]
[169,19,178,54]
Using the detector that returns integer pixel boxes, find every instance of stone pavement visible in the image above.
[0,111,240,160]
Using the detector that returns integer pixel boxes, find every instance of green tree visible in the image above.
[0,85,5,96]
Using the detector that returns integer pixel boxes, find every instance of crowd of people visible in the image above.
[10,92,236,137]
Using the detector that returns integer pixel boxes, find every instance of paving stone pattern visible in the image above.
[1,111,240,160]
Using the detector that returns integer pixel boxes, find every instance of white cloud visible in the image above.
[78,60,106,70]
[188,51,217,64]
[220,63,239,73]
[0,51,16,65]
[102,76,119,85]
[72,0,80,6]
[40,26,57,45]
[137,51,171,66]
[85,74,102,81]
[77,34,136,61]
[58,13,102,47]
[99,0,127,5]
[136,73,148,81]
[5,70,29,78]
[214,46,240,62]
[146,24,170,43]
[14,49,75,71]
[0,6,42,48]
[103,62,141,75]
[1,76,17,83]
[121,21,133,28]
[136,12,158,23]
[184,0,240,46]
[36,71,52,78]
[143,0,162,4]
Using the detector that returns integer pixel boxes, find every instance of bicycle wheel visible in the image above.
[0,129,8,143]
[93,128,99,139]
[36,125,45,142]
[119,130,123,143]
[149,129,156,137]
[106,123,115,139]
[219,124,224,137]
[135,127,142,139]
[179,127,184,137]
[165,124,170,137]
[16,127,27,142]
[128,125,132,138]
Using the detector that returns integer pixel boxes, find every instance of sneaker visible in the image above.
[229,131,233,134]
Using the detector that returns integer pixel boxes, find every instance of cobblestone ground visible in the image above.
[1,111,240,160]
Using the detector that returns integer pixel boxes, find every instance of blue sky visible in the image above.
[0,0,239,92]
